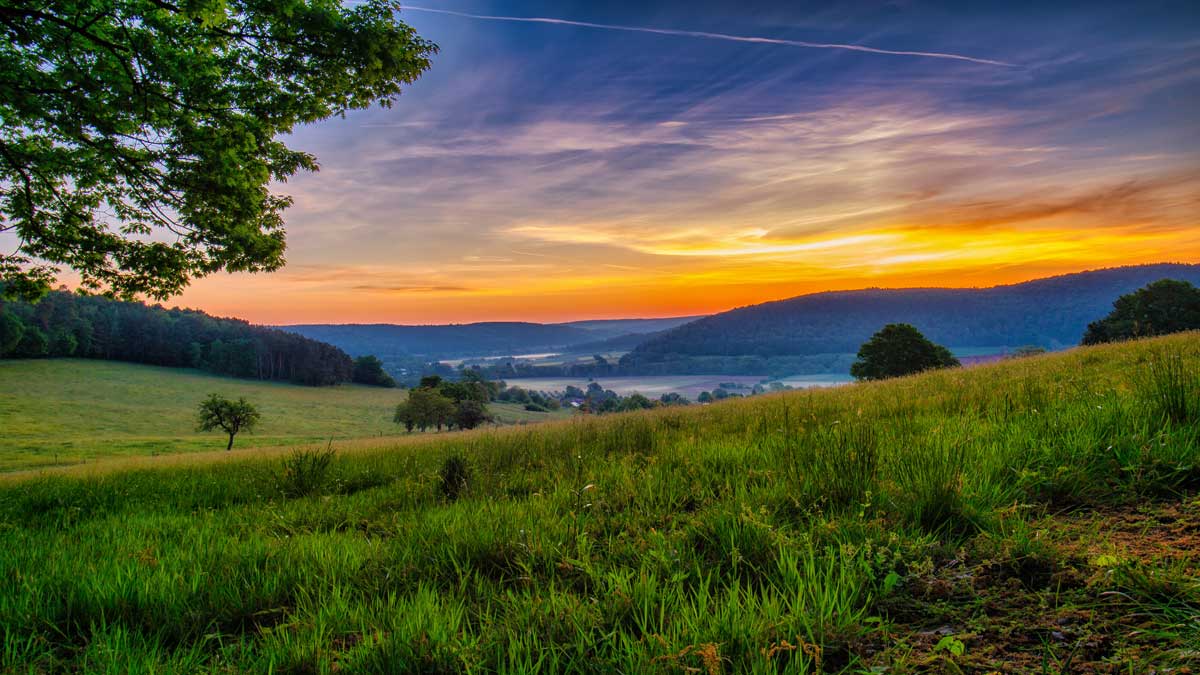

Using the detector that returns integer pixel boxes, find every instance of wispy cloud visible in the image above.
[400,5,1018,67]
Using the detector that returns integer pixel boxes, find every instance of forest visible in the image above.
[0,288,367,387]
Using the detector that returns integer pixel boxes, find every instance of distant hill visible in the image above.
[283,316,702,359]
[623,264,1200,374]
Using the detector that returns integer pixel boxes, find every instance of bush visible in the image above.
[278,447,337,498]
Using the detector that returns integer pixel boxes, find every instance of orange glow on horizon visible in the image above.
[166,214,1199,325]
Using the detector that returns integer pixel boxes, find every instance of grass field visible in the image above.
[0,360,571,472]
[1,334,1198,672]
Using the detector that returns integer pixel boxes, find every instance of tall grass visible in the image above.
[1140,349,1200,426]
[0,332,1197,672]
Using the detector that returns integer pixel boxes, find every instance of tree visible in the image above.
[1,1,435,300]
[850,323,959,381]
[453,399,493,430]
[393,399,417,432]
[0,311,24,355]
[659,392,690,406]
[1082,279,1200,345]
[352,355,396,387]
[1010,345,1047,358]
[399,386,455,432]
[197,394,261,451]
[12,325,47,357]
[617,393,655,412]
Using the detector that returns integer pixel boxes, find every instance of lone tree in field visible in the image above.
[1082,279,1200,345]
[0,1,435,301]
[851,323,960,381]
[197,394,261,451]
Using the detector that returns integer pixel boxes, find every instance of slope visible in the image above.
[2,334,1196,672]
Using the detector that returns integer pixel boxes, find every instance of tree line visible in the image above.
[0,287,393,387]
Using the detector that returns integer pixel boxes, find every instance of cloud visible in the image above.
[351,285,473,293]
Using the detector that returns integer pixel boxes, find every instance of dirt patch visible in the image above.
[864,496,1200,673]
[1053,498,1200,573]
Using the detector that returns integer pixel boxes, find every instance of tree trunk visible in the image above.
[227,433,235,451]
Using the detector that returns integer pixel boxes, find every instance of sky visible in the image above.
[173,1,1199,323]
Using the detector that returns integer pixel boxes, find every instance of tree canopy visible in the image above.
[1081,279,1200,345]
[196,393,260,450]
[352,355,396,388]
[0,0,435,300]
[850,323,960,381]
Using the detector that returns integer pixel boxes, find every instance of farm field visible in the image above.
[506,374,852,398]
[0,334,1197,672]
[0,360,570,472]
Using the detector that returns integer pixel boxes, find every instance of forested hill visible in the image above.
[0,290,355,386]
[624,264,1200,365]
[283,316,701,359]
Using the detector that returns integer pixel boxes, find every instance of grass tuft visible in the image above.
[438,455,472,502]
[1140,350,1199,426]
[277,446,337,498]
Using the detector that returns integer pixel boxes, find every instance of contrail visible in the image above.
[398,5,1016,68]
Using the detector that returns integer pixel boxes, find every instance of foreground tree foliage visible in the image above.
[850,323,960,381]
[0,0,435,300]
[1082,279,1200,345]
[196,393,260,450]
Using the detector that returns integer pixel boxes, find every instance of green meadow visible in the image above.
[1,334,1198,672]
[0,359,569,472]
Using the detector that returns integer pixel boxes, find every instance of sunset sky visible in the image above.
[175,1,1198,324]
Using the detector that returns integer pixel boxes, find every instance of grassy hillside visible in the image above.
[0,360,569,472]
[1,335,1198,672]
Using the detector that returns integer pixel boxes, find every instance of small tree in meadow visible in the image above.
[851,323,959,381]
[197,394,261,451]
